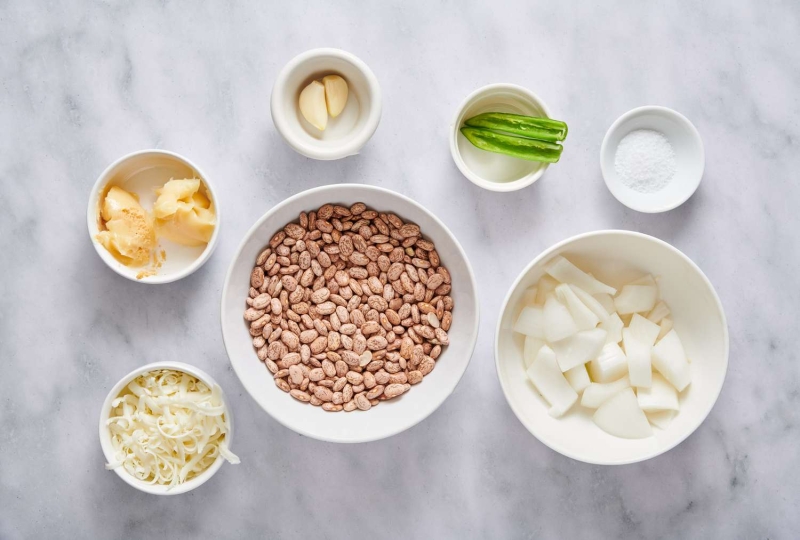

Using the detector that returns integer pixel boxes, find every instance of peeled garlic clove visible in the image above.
[323,75,348,117]
[299,80,327,131]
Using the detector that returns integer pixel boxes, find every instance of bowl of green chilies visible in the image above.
[450,84,567,192]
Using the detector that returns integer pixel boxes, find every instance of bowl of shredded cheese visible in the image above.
[99,362,240,495]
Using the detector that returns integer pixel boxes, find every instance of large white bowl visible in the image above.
[495,231,728,465]
[221,184,479,443]
[98,361,235,495]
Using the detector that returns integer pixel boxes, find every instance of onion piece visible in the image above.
[637,373,679,412]
[614,284,658,315]
[651,329,692,391]
[647,301,670,324]
[552,328,607,372]
[600,312,624,344]
[564,364,591,393]
[569,285,610,324]
[543,294,578,343]
[545,256,617,295]
[521,286,539,306]
[555,284,600,330]
[526,345,578,418]
[657,318,673,341]
[629,274,657,287]
[581,376,631,409]
[593,293,616,314]
[593,388,653,439]
[535,275,560,304]
[646,409,677,430]
[523,336,546,369]
[623,314,661,388]
[513,306,545,338]
[587,342,628,383]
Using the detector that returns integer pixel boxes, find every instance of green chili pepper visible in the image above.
[465,113,568,142]
[460,127,563,163]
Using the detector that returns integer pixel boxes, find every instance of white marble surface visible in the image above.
[1,1,798,538]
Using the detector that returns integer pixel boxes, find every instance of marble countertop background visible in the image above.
[1,1,798,538]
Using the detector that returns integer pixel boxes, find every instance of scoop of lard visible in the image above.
[153,178,216,246]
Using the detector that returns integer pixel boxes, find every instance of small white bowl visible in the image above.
[450,84,554,192]
[271,48,382,160]
[98,361,235,495]
[495,230,728,465]
[600,106,705,213]
[221,184,479,443]
[87,149,220,284]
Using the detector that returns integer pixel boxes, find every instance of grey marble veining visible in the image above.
[1,1,799,538]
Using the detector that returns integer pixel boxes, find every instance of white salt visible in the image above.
[614,129,676,193]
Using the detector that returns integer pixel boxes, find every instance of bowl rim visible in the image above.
[493,229,729,465]
[86,148,221,284]
[270,47,383,160]
[220,183,480,443]
[98,361,234,495]
[600,105,705,213]
[449,83,553,193]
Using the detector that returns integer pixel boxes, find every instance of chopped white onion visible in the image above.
[623,314,661,388]
[646,409,677,430]
[564,364,591,393]
[513,305,545,338]
[652,329,692,391]
[526,345,578,418]
[569,285,610,324]
[593,293,616,314]
[647,301,670,324]
[614,284,658,315]
[543,294,578,343]
[600,312,624,344]
[523,336,546,369]
[521,286,539,306]
[536,275,560,304]
[552,328,607,372]
[545,256,617,295]
[555,284,600,330]
[587,342,628,383]
[581,376,631,409]
[637,373,679,412]
[657,318,673,341]
[593,388,653,439]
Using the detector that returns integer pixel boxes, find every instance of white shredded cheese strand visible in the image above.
[105,369,239,488]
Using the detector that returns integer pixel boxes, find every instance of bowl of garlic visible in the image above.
[495,230,728,465]
[271,48,382,160]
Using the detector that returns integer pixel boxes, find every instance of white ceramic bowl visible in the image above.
[87,149,220,284]
[450,84,554,192]
[271,48,382,160]
[495,230,728,465]
[98,361,235,495]
[221,184,479,443]
[600,106,705,213]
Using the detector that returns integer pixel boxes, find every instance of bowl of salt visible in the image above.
[600,106,705,213]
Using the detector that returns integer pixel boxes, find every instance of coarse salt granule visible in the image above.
[614,130,676,193]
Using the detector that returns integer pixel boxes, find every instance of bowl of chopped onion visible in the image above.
[495,230,728,465]
[99,362,240,495]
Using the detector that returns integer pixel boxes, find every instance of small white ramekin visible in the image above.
[600,106,705,213]
[271,48,382,160]
[87,149,220,284]
[450,84,555,192]
[99,361,235,495]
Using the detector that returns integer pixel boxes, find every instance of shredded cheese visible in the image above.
[105,369,239,488]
